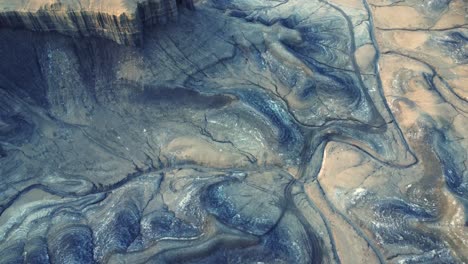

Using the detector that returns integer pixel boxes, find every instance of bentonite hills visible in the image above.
[0,0,466,263]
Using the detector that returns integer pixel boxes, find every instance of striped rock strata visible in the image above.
[0,0,194,45]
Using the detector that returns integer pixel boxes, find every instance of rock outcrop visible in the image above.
[0,0,194,45]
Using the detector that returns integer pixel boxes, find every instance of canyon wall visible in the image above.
[0,0,194,45]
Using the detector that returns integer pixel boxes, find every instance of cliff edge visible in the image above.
[0,0,194,45]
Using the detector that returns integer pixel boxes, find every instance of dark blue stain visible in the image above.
[202,179,238,223]
[201,179,279,235]
[439,31,468,63]
[145,210,199,239]
[0,114,34,145]
[228,10,248,19]
[25,251,50,264]
[181,227,309,264]
[0,33,49,108]
[322,73,358,97]
[427,0,451,11]
[140,87,234,110]
[50,226,95,264]
[448,31,468,42]
[230,11,299,30]
[254,15,301,29]
[433,132,466,196]
[296,25,346,54]
[94,202,141,260]
[374,199,435,220]
[374,225,440,250]
[263,228,296,261]
[247,15,276,26]
[299,81,317,99]
[373,200,441,249]
[25,238,50,264]
[263,223,319,263]
[280,39,361,105]
[233,89,302,150]
[287,56,360,104]
[109,205,141,250]
[0,242,25,264]
[423,72,436,91]
[279,16,300,29]
[0,145,6,158]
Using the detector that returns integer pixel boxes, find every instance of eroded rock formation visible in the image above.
[0,0,466,263]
